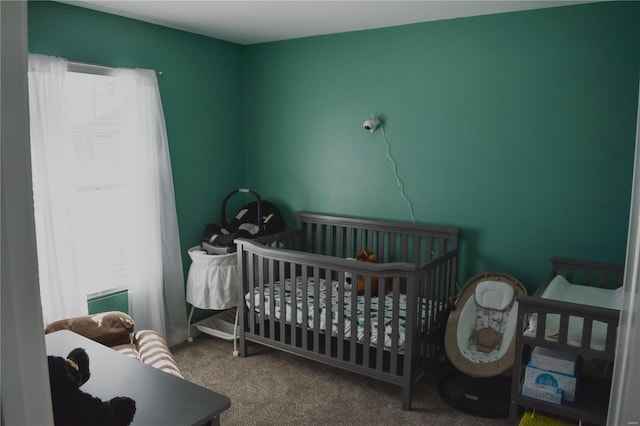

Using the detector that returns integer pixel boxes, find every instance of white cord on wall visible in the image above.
[379,124,416,223]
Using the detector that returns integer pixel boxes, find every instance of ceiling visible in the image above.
[59,1,597,45]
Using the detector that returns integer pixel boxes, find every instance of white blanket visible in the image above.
[524,275,622,351]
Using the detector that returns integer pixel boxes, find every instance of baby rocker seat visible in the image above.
[438,272,526,418]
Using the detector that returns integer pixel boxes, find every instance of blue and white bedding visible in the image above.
[245,277,426,351]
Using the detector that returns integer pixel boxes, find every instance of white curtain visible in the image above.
[28,54,188,345]
[608,85,640,425]
[28,54,87,322]
[114,67,188,345]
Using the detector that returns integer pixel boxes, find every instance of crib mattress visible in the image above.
[524,275,622,351]
[245,277,426,351]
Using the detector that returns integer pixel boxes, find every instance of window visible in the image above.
[65,68,128,298]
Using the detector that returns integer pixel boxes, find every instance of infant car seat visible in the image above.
[202,188,285,254]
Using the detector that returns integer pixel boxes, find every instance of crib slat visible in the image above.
[581,317,593,350]
[328,225,336,255]
[376,282,385,372]
[424,268,433,360]
[363,278,371,367]
[256,256,263,336]
[537,313,547,341]
[350,273,358,364]
[445,256,455,342]
[325,269,332,354]
[566,268,575,283]
[279,260,286,344]
[313,266,320,354]
[403,234,409,263]
[268,259,275,339]
[438,265,447,338]
[558,314,570,345]
[337,271,345,360]
[304,222,312,252]
[301,266,309,350]
[423,270,433,360]
[436,264,445,358]
[378,231,384,261]
[315,224,322,254]
[373,230,379,260]
[366,228,372,251]
[389,232,397,261]
[416,236,422,264]
[248,252,256,336]
[390,277,399,373]
[402,269,416,402]
[605,320,617,353]
[290,262,298,348]
[420,272,429,358]
[259,255,266,337]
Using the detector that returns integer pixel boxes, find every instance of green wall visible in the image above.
[244,1,640,291]
[88,290,128,315]
[28,1,640,303]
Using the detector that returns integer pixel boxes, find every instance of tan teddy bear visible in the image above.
[354,249,393,296]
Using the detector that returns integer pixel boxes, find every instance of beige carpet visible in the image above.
[171,331,511,426]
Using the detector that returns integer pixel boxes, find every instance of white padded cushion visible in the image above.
[542,275,623,309]
[540,275,570,300]
[474,280,515,310]
[526,275,623,350]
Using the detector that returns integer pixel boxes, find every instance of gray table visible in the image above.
[46,330,230,426]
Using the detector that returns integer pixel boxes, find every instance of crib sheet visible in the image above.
[245,277,427,350]
[524,275,623,350]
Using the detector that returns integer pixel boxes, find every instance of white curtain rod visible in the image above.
[68,60,163,76]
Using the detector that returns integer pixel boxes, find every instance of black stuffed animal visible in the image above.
[47,347,136,426]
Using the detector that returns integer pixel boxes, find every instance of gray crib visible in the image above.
[235,212,459,409]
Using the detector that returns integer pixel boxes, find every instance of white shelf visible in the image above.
[195,315,239,341]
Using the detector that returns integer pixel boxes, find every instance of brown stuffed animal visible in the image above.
[355,249,393,296]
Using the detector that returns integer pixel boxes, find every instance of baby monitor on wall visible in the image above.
[363,117,381,133]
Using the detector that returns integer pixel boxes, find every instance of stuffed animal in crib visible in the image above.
[354,249,393,296]
[47,347,136,426]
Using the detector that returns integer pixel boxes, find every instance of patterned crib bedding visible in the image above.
[245,277,426,351]
[460,303,514,364]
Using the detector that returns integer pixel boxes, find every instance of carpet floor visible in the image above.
[171,332,512,426]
